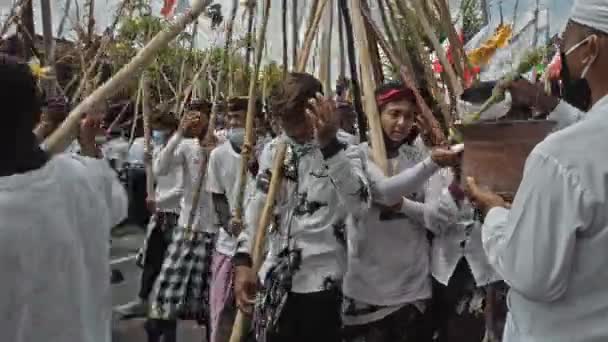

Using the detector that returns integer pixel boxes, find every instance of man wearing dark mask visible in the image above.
[467,1,608,341]
[504,23,602,130]
[205,96,261,342]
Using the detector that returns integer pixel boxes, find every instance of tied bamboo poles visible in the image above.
[296,0,329,73]
[210,0,239,132]
[44,0,214,154]
[229,1,272,341]
[350,0,388,174]
[404,0,463,98]
[338,0,367,142]
[360,5,447,146]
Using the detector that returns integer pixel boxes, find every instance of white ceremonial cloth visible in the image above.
[483,95,608,342]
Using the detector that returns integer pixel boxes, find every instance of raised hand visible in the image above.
[306,92,340,148]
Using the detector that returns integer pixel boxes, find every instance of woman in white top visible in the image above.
[342,82,460,342]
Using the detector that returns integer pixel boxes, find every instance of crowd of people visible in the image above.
[1,1,608,342]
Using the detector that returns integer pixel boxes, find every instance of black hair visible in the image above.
[0,54,43,135]
[269,72,323,121]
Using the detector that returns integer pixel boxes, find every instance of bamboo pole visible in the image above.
[282,0,288,76]
[361,6,447,146]
[296,0,329,73]
[232,0,271,244]
[361,0,384,85]
[337,2,346,79]
[229,143,287,342]
[405,0,463,97]
[40,0,56,97]
[229,0,273,337]
[319,0,333,92]
[142,74,155,199]
[291,0,299,70]
[244,0,256,69]
[435,0,466,81]
[350,0,388,174]
[44,0,214,154]
[338,0,367,142]
[385,1,413,83]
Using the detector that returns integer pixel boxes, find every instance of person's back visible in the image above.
[504,98,608,341]
[0,154,127,342]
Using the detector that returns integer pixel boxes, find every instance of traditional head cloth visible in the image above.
[571,0,608,34]
[375,85,417,109]
[186,99,212,113]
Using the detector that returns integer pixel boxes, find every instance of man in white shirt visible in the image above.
[115,113,183,319]
[0,54,128,342]
[146,100,215,342]
[234,73,371,342]
[206,97,260,342]
[467,2,608,341]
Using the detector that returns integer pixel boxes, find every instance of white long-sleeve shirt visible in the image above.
[154,133,212,232]
[236,135,371,293]
[342,142,437,325]
[482,95,608,342]
[411,169,500,287]
[0,154,127,342]
[152,145,183,214]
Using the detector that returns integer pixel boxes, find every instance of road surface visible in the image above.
[111,225,207,342]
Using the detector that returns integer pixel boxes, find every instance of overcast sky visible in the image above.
[0,0,573,83]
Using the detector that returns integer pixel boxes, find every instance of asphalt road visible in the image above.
[111,225,207,342]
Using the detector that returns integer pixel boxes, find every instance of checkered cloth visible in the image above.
[149,226,216,322]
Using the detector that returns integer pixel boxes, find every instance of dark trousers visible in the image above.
[267,290,342,342]
[431,259,507,342]
[343,304,432,342]
[145,319,177,342]
[139,213,177,300]
[126,167,151,227]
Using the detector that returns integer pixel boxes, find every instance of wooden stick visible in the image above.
[360,6,447,146]
[350,0,388,174]
[229,143,288,342]
[44,0,214,154]
[296,0,329,73]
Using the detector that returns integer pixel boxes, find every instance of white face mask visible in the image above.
[565,35,597,79]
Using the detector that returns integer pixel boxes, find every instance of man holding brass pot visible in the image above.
[467,1,608,341]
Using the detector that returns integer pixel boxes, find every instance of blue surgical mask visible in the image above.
[152,130,168,146]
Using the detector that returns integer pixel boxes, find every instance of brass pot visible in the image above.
[457,120,556,196]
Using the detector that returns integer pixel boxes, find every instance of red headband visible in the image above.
[376,87,416,109]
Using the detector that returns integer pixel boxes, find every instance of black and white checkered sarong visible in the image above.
[149,226,215,322]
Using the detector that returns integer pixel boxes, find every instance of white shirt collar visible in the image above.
[587,94,608,120]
